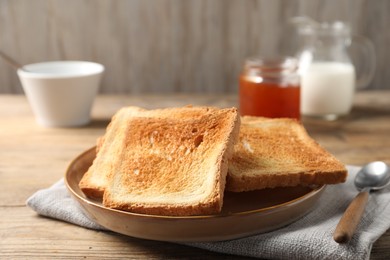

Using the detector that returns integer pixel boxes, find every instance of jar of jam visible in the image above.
[239,57,301,120]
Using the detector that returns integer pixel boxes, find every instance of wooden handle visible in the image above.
[333,191,369,243]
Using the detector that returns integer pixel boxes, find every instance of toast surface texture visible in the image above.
[80,106,240,216]
[227,116,347,192]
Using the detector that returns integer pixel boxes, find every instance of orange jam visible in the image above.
[239,57,301,120]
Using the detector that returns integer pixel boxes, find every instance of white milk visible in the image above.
[300,62,356,118]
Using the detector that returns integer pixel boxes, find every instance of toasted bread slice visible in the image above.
[226,116,347,192]
[79,106,239,200]
[80,106,240,216]
[102,106,240,216]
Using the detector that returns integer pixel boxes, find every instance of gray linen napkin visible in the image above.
[27,166,390,260]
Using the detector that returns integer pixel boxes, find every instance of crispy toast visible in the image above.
[226,116,347,192]
[80,106,240,216]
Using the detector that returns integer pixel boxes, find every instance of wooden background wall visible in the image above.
[0,0,388,94]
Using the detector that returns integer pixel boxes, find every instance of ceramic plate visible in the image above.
[65,147,325,242]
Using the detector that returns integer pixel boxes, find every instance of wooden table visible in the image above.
[1,91,389,259]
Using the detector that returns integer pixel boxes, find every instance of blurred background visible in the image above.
[0,0,388,94]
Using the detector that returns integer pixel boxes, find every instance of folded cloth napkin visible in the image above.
[27,166,390,260]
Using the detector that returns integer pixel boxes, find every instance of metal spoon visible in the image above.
[334,161,390,243]
[0,50,25,71]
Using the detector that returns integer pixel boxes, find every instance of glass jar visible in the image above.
[239,57,300,120]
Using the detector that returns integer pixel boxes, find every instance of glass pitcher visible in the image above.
[293,17,376,120]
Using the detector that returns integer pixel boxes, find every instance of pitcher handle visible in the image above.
[350,35,376,89]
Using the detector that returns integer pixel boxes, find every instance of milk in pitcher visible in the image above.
[301,62,355,120]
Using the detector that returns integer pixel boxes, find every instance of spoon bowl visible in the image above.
[354,161,390,191]
[334,161,390,243]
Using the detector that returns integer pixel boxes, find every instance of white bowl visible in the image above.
[18,61,104,127]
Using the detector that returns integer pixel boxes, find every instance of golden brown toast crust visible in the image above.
[226,116,347,192]
[80,106,240,216]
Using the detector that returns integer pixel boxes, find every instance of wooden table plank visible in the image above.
[0,92,389,259]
